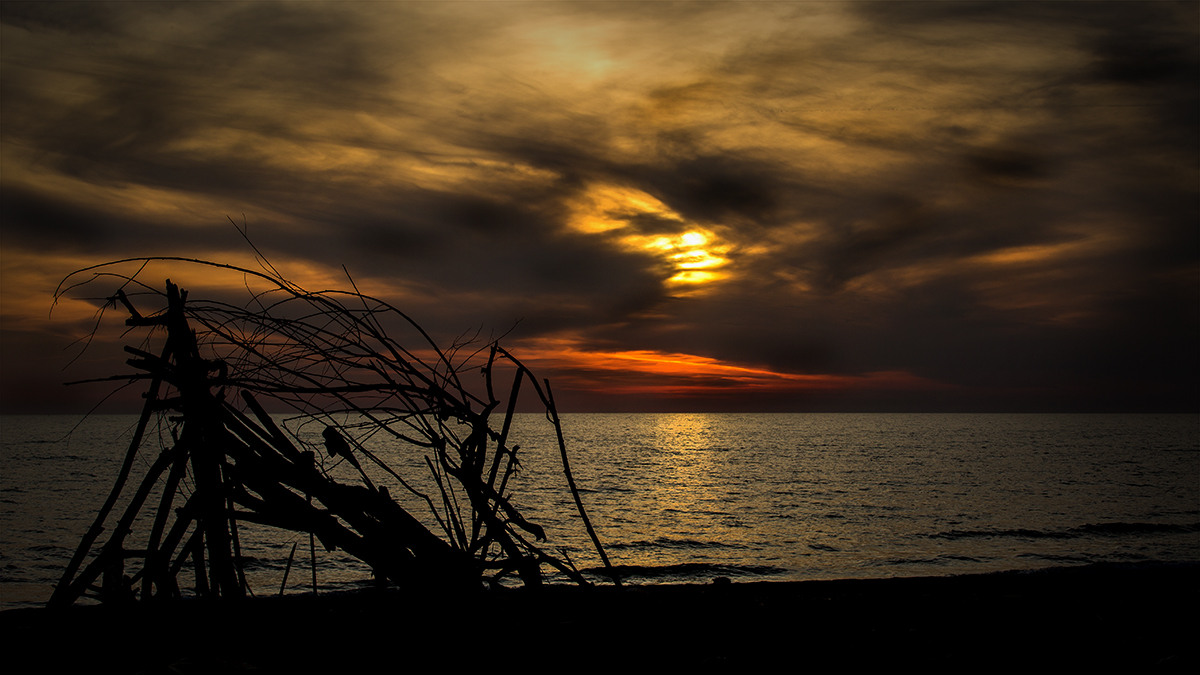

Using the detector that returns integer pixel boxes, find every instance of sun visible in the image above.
[567,183,732,288]
[622,229,730,285]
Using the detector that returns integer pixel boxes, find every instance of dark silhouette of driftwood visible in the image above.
[48,258,618,607]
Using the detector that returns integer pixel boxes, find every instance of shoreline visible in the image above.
[4,561,1196,672]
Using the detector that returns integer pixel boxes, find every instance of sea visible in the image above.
[2,412,1197,610]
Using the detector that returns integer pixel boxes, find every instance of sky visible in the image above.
[1,1,1197,414]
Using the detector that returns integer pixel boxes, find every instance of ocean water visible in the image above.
[1,413,1197,610]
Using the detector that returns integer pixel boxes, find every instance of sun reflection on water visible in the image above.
[638,413,746,548]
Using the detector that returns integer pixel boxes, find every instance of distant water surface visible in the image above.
[2,413,1196,609]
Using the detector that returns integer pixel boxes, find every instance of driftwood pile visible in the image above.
[49,258,616,607]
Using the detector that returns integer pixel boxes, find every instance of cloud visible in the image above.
[2,1,1196,412]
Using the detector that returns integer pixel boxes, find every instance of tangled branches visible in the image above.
[49,257,616,606]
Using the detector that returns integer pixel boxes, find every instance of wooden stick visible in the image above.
[309,494,317,595]
[141,444,190,602]
[49,357,166,607]
[280,542,298,596]
[542,378,622,587]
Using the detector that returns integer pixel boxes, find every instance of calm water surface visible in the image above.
[2,413,1197,609]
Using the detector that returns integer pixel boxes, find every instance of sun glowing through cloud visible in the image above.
[623,229,731,285]
[1,1,1195,414]
[566,183,732,289]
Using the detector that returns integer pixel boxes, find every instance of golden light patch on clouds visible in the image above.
[430,11,669,122]
[968,231,1117,267]
[325,109,567,196]
[845,226,1125,296]
[4,250,370,330]
[966,228,1127,323]
[2,250,107,327]
[836,226,1129,326]
[3,164,311,278]
[0,247,446,383]
[523,21,620,81]
[296,112,516,184]
[499,7,776,90]
[770,269,816,294]
[566,184,683,233]
[841,264,948,297]
[161,124,427,193]
[3,154,231,231]
[973,244,1073,266]
[970,271,1105,325]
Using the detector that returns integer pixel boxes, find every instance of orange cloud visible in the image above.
[509,336,954,398]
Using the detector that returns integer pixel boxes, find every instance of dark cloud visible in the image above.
[1,187,112,250]
[638,154,783,225]
[1092,29,1196,85]
[2,0,129,35]
[0,184,255,257]
[966,148,1049,182]
[1,3,464,203]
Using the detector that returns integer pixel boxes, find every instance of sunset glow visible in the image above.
[1,2,1195,413]
[567,184,684,234]
[566,183,732,288]
[509,336,954,400]
[623,228,731,286]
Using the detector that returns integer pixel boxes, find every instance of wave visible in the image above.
[607,537,751,551]
[1074,522,1200,536]
[929,521,1200,541]
[580,562,787,583]
[871,553,991,567]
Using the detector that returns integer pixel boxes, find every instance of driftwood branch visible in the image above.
[50,257,617,607]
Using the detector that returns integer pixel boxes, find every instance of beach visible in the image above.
[4,3,1197,671]
[6,413,1198,611]
[4,416,1196,671]
[3,562,1195,672]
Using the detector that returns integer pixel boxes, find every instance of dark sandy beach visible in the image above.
[3,562,1195,673]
